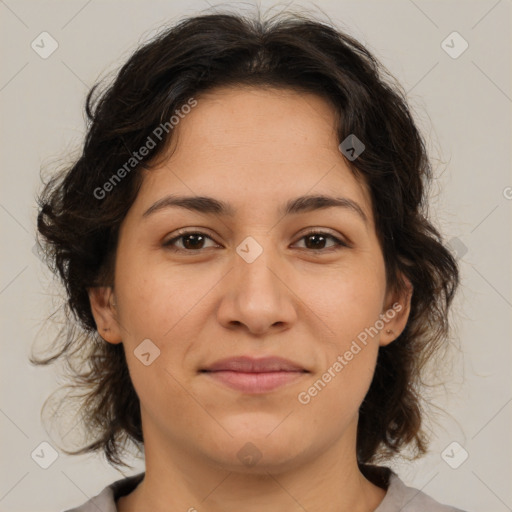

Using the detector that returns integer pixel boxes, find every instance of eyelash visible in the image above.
[162,229,350,254]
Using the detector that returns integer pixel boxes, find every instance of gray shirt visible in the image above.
[62,471,467,512]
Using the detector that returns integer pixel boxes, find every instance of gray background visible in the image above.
[0,1,511,511]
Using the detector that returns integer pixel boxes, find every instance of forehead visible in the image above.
[169,85,339,153]
[133,85,374,227]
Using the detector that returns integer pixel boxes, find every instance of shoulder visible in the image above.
[61,472,145,512]
[377,472,468,512]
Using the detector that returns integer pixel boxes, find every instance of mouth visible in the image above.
[200,356,309,393]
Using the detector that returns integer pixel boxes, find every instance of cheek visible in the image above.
[113,256,208,375]
[293,263,384,405]
[296,260,386,339]
[115,252,199,337]
[297,339,379,423]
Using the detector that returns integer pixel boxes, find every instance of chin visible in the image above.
[204,426,311,475]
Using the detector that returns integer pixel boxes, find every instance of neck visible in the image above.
[117,418,387,512]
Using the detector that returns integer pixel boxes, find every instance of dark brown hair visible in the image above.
[31,7,459,471]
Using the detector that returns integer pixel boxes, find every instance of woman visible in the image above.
[33,8,464,512]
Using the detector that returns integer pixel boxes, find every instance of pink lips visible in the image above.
[201,356,308,393]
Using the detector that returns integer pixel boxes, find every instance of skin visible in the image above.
[89,85,413,512]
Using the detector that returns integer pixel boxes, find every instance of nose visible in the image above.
[216,238,297,336]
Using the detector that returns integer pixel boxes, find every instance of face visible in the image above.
[89,86,412,473]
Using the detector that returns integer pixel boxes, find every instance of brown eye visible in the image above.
[162,229,349,254]
[293,231,349,252]
[163,231,219,252]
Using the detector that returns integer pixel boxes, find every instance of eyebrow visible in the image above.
[142,194,368,224]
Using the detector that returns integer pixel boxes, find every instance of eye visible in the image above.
[292,230,349,252]
[163,230,219,252]
[162,229,350,253]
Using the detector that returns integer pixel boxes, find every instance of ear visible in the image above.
[379,274,413,347]
[87,286,123,344]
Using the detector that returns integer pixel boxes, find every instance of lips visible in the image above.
[200,356,308,393]
[201,356,307,373]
